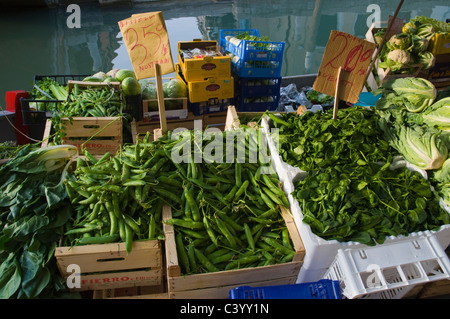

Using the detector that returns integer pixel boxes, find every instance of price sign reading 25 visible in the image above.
[313,30,376,104]
[118,11,174,79]
[124,23,163,65]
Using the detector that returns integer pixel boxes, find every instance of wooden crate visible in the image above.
[135,110,229,135]
[92,283,168,299]
[60,116,123,155]
[54,240,163,292]
[224,105,265,130]
[42,117,123,155]
[142,97,188,122]
[162,204,305,299]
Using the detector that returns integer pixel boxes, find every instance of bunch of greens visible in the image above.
[0,144,78,299]
[270,106,397,172]
[0,141,19,159]
[306,89,333,105]
[403,16,450,33]
[28,77,68,112]
[294,160,449,245]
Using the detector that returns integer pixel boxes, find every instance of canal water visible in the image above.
[1,0,449,105]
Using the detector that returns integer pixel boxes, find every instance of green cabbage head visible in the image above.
[422,97,450,132]
[373,77,437,113]
[379,118,448,170]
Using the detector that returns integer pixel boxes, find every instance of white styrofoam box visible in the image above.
[261,114,450,282]
[323,231,450,299]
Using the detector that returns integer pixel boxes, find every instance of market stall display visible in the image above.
[0,7,449,300]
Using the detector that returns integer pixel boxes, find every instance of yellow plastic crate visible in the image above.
[429,32,450,55]
[177,40,231,82]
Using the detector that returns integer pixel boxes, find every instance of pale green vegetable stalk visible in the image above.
[3,144,79,174]
[379,119,448,170]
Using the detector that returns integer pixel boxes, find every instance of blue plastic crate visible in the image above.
[219,29,284,62]
[235,76,281,98]
[219,29,284,78]
[229,279,342,299]
[234,76,280,112]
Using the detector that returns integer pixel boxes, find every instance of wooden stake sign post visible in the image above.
[313,30,377,119]
[118,11,175,134]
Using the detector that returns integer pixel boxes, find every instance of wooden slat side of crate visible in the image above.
[55,240,162,292]
[60,117,123,155]
[135,111,229,135]
[169,277,297,299]
[224,105,266,130]
[163,204,305,299]
[67,80,121,92]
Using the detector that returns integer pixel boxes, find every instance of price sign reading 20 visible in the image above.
[118,11,174,79]
[323,32,374,75]
[313,30,376,104]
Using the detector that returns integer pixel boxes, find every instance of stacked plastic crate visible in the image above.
[176,40,234,116]
[219,29,284,112]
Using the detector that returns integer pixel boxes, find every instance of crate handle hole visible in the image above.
[83,125,101,129]
[96,257,126,263]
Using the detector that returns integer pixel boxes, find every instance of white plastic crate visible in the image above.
[323,231,450,299]
[261,114,450,283]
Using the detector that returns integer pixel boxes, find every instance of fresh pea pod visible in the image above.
[176,232,190,274]
[225,255,261,270]
[165,218,204,230]
[243,223,255,251]
[125,224,134,254]
[215,216,237,248]
[194,248,219,273]
[78,234,119,245]
[234,180,249,200]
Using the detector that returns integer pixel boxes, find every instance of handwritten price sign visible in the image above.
[313,30,377,104]
[118,11,174,79]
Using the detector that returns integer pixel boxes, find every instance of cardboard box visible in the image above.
[178,40,231,82]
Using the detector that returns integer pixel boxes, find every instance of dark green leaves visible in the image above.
[294,161,448,245]
[274,107,397,172]
[0,145,73,299]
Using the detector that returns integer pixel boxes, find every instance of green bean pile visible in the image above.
[63,83,123,118]
[62,128,297,273]
[167,129,296,274]
[63,132,182,253]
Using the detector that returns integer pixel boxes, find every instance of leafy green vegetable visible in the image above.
[306,89,333,105]
[403,16,450,33]
[0,144,77,299]
[378,118,448,170]
[421,97,450,132]
[29,77,68,112]
[373,77,436,113]
[270,106,397,172]
[294,161,449,245]
[431,157,450,206]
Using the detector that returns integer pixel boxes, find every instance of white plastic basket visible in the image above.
[323,231,450,299]
[261,114,450,283]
